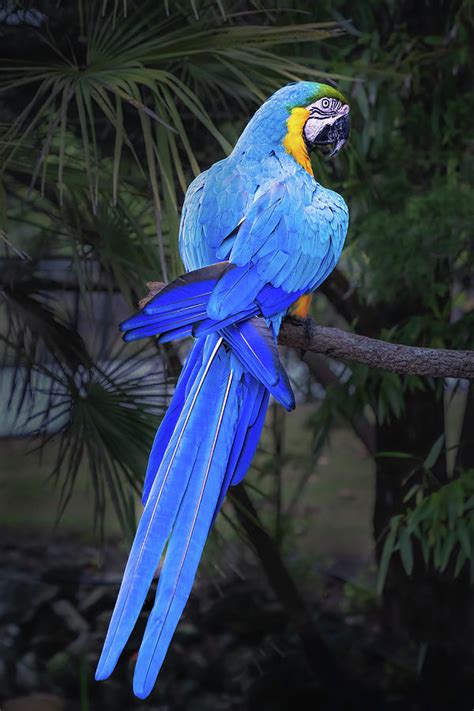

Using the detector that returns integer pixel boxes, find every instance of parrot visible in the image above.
[95,81,350,698]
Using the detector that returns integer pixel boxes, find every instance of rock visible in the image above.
[204,587,286,641]
[65,631,89,655]
[344,614,365,627]
[186,691,233,710]
[77,586,114,619]
[0,575,58,624]
[0,623,21,657]
[29,599,89,659]
[15,651,39,691]
[50,599,88,635]
[173,621,200,642]
[94,608,114,635]
[0,657,10,697]
[98,678,132,709]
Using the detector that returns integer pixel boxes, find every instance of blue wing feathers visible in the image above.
[157,324,194,343]
[143,263,230,314]
[222,318,279,386]
[256,284,303,318]
[221,319,295,411]
[192,306,257,338]
[123,312,206,342]
[207,264,263,320]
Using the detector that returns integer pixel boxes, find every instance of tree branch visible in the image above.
[141,282,474,379]
[279,317,474,379]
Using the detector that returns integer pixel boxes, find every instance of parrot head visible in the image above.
[300,84,350,158]
[233,81,350,175]
[265,82,350,175]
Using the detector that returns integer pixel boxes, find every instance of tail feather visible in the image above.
[222,318,294,411]
[212,376,267,520]
[231,388,270,486]
[142,338,205,506]
[97,262,298,698]
[133,366,239,698]
[95,336,225,682]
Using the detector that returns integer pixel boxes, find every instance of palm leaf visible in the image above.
[0,4,343,217]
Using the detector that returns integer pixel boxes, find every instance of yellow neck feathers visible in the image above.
[282,107,313,176]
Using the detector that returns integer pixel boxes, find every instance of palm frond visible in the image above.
[44,341,166,537]
[1,282,167,534]
[0,4,343,211]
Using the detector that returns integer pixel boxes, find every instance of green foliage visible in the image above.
[354,182,474,311]
[46,346,163,538]
[377,470,474,593]
[293,0,474,606]
[308,361,432,436]
[318,0,474,346]
[1,278,163,533]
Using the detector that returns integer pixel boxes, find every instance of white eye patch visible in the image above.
[303,98,349,145]
[307,97,342,119]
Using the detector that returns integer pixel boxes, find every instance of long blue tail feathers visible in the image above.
[96,265,296,697]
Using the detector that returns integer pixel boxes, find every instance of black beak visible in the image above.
[312,113,350,158]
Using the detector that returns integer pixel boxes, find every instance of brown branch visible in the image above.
[140,282,474,379]
[279,317,474,379]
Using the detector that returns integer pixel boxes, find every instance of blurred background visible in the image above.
[0,1,473,709]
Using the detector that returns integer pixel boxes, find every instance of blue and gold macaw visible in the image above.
[96,81,350,698]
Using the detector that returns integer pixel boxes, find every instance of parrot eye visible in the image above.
[321,98,331,109]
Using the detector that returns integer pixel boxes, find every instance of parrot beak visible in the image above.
[327,135,347,159]
[328,113,350,158]
[312,109,350,158]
